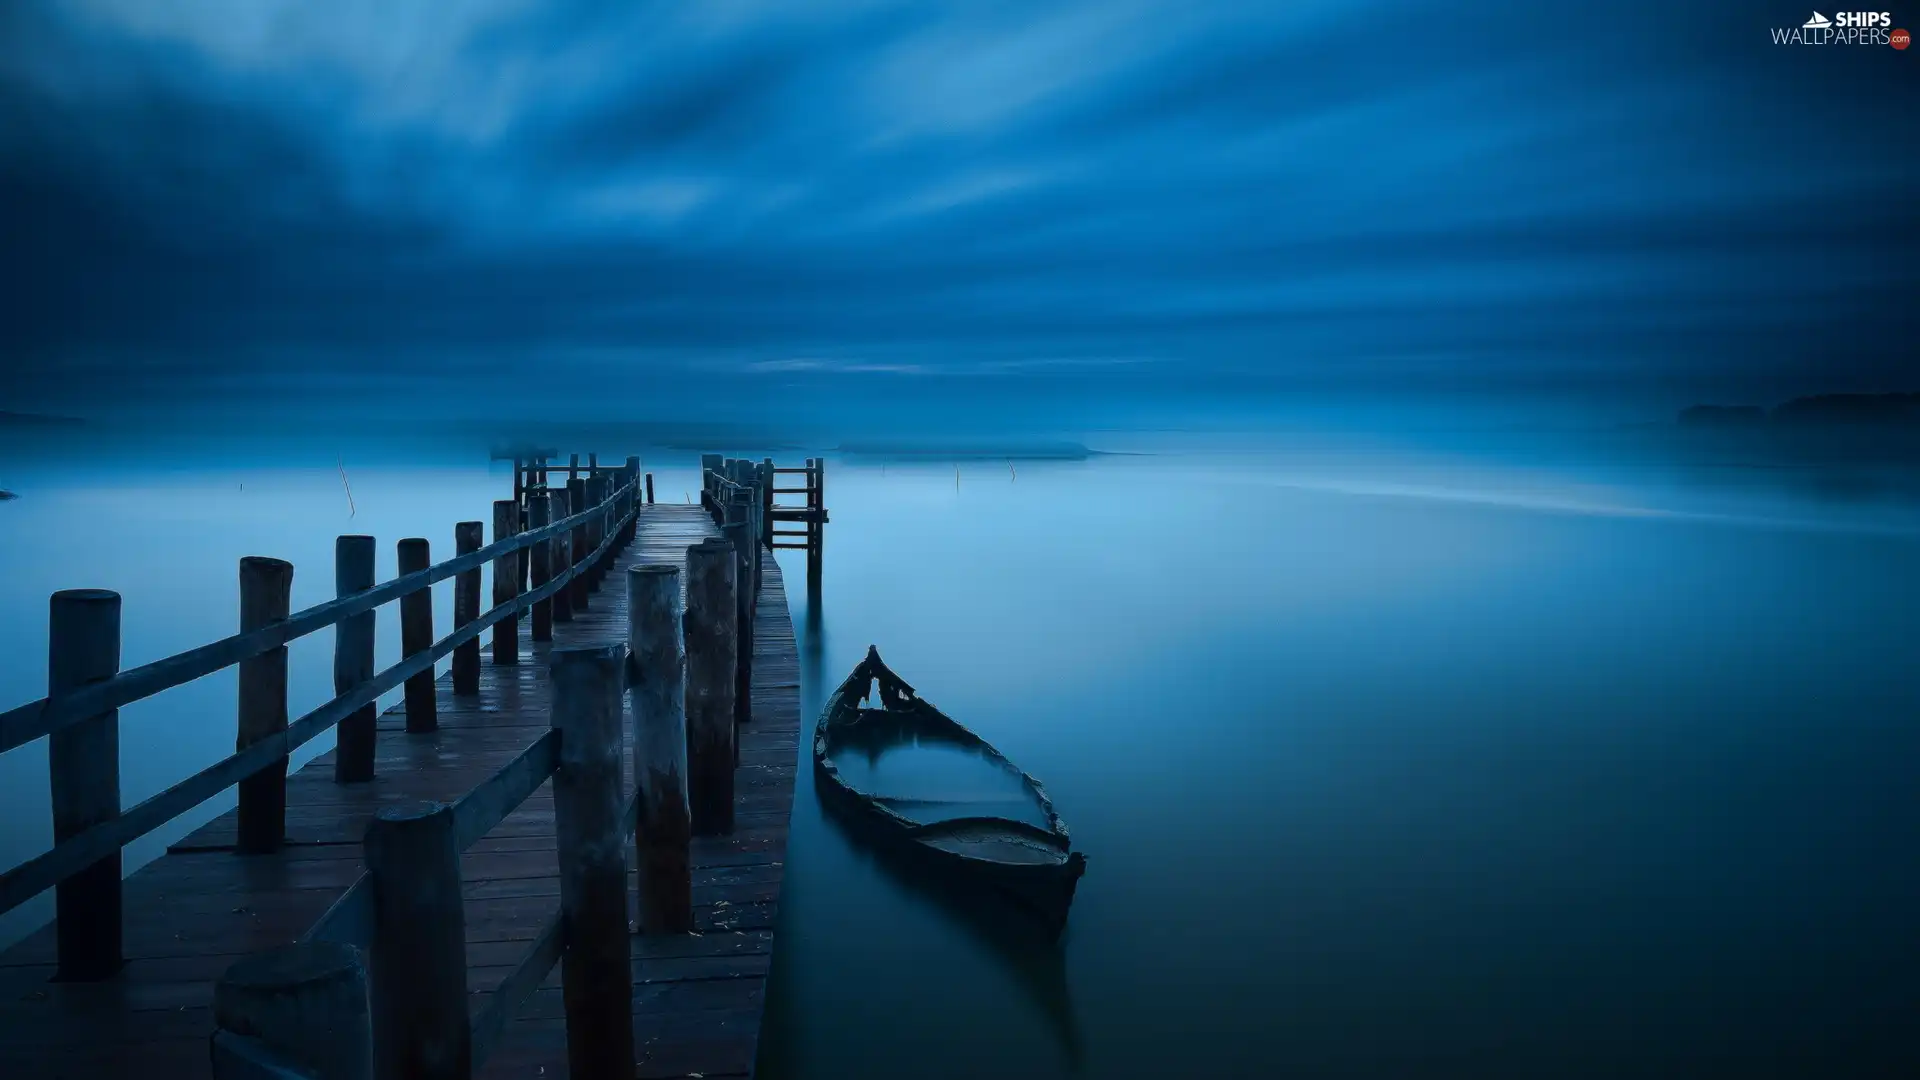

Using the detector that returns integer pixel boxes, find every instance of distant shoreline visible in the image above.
[1679,392,1919,430]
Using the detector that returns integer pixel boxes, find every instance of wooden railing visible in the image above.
[701,454,826,590]
[207,457,767,1080]
[0,459,651,980]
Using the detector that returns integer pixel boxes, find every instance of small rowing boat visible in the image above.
[812,646,1087,937]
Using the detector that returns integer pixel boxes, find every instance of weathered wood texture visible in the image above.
[334,536,378,783]
[0,504,800,1080]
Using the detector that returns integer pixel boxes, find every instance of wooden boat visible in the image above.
[813,646,1087,937]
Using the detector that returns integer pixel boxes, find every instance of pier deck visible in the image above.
[0,503,799,1079]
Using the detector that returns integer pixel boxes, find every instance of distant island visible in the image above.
[1679,392,1920,429]
[0,410,85,427]
[835,439,1094,461]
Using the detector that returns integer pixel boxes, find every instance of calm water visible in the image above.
[3,426,1919,1077]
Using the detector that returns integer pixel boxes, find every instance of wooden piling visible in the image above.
[568,453,579,484]
[760,458,775,548]
[212,942,373,1080]
[398,538,437,733]
[645,472,655,505]
[720,505,755,735]
[334,535,377,783]
[492,499,520,665]
[237,557,293,855]
[365,802,470,1080]
[627,565,692,934]
[567,478,590,612]
[625,456,642,542]
[683,540,738,835]
[548,644,636,1075]
[585,475,607,585]
[809,458,825,592]
[452,521,483,695]
[551,489,574,623]
[528,492,554,642]
[46,588,122,980]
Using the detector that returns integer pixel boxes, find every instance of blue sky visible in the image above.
[0,0,1913,416]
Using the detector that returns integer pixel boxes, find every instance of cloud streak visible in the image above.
[0,0,1913,413]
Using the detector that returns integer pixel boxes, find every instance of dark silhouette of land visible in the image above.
[1680,393,1920,429]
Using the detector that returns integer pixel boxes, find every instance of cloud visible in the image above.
[0,0,1914,412]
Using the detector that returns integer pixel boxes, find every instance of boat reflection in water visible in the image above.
[811,645,1088,1067]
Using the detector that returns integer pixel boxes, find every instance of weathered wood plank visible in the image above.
[0,502,800,1080]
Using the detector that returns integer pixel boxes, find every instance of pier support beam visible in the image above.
[551,489,574,623]
[212,942,373,1080]
[549,644,636,1076]
[452,522,483,694]
[334,536,377,783]
[366,802,471,1080]
[684,539,738,834]
[47,588,122,980]
[398,539,436,732]
[628,565,693,934]
[491,500,520,665]
[528,493,554,642]
[237,557,293,855]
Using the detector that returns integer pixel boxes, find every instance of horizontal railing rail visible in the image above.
[0,476,638,756]
[0,490,641,919]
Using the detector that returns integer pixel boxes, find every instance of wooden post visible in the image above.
[699,454,720,512]
[47,588,122,980]
[645,471,655,505]
[567,478,590,612]
[452,522,483,695]
[527,493,553,642]
[624,456,641,542]
[585,475,607,585]
[721,503,755,734]
[365,802,470,1080]
[334,536,377,784]
[809,457,825,592]
[237,557,293,855]
[212,943,372,1080]
[395,539,436,734]
[491,499,519,666]
[628,566,692,934]
[548,644,636,1075]
[683,540,737,835]
[760,458,775,548]
[568,453,579,484]
[551,489,574,623]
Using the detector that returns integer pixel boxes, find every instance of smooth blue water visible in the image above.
[3,425,1918,1077]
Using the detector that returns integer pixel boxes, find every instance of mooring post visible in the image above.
[568,453,580,484]
[646,471,656,505]
[528,492,554,642]
[365,802,470,1080]
[699,454,720,512]
[567,478,590,612]
[334,536,377,783]
[625,456,642,541]
[586,474,608,585]
[551,488,574,623]
[452,522,483,695]
[237,557,293,855]
[760,458,776,548]
[809,457,825,592]
[47,588,122,980]
[628,565,693,933]
[684,540,738,834]
[720,500,755,737]
[212,942,373,1080]
[396,539,436,733]
[491,499,519,666]
[548,644,636,1075]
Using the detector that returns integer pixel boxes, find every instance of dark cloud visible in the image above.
[0,0,1914,414]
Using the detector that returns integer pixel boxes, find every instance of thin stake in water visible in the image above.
[338,456,356,518]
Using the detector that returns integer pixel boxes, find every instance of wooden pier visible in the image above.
[0,456,823,1079]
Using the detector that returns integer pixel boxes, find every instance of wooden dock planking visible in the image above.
[0,503,800,1080]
